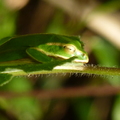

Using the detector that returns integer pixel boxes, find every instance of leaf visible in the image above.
[0,73,13,86]
[0,57,76,86]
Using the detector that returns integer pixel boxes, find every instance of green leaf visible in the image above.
[0,73,13,86]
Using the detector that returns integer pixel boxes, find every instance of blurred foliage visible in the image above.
[96,0,120,12]
[0,0,120,120]
[0,0,17,39]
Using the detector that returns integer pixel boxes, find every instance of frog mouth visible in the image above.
[50,55,89,63]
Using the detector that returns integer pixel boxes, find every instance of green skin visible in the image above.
[0,34,89,85]
[0,34,88,64]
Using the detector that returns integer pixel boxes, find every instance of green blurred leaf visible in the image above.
[0,1,17,39]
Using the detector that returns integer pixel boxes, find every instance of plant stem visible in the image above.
[1,64,120,76]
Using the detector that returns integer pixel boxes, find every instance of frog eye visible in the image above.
[63,45,75,54]
[81,53,86,58]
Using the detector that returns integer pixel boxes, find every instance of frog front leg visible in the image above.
[26,47,56,63]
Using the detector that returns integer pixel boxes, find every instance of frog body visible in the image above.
[0,34,88,63]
